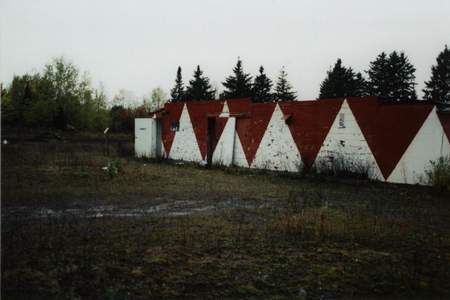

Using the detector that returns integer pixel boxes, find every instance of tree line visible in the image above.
[170,46,450,104]
[1,46,449,132]
[0,57,152,132]
[170,60,296,103]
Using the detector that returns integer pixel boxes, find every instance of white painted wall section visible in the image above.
[314,100,383,180]
[232,132,249,168]
[212,117,236,166]
[388,108,450,185]
[135,118,159,158]
[219,102,230,117]
[251,104,302,172]
[169,104,203,162]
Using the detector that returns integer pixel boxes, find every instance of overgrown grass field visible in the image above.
[1,135,450,299]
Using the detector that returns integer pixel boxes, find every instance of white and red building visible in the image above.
[135,97,450,185]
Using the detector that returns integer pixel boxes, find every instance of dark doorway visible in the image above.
[207,117,216,166]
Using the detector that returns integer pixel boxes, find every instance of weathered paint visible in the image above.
[212,117,236,166]
[160,102,184,156]
[227,98,253,116]
[137,97,450,185]
[236,103,276,166]
[388,108,450,184]
[251,104,302,172]
[314,100,383,180]
[279,99,343,168]
[169,104,203,162]
[187,101,225,160]
[232,131,249,168]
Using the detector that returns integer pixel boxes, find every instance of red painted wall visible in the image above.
[280,99,343,168]
[158,97,442,180]
[348,97,433,179]
[438,112,450,142]
[235,103,276,165]
[186,101,225,160]
[160,102,184,156]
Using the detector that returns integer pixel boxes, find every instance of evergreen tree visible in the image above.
[185,65,216,101]
[170,66,185,102]
[221,58,253,99]
[352,72,369,97]
[366,51,417,101]
[252,66,273,102]
[366,52,389,98]
[423,45,450,103]
[319,58,368,99]
[274,67,296,101]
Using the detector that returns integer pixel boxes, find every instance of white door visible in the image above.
[135,118,157,158]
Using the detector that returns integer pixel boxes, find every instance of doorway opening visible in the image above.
[207,117,216,166]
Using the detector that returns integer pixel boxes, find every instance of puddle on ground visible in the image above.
[2,197,273,220]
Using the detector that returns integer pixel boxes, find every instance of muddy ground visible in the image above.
[1,136,450,299]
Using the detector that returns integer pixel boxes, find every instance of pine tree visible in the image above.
[319,59,368,99]
[388,51,417,101]
[170,66,185,102]
[274,67,296,101]
[221,58,253,99]
[423,45,450,103]
[366,51,417,101]
[352,72,369,97]
[252,66,273,102]
[185,65,216,101]
[366,52,390,98]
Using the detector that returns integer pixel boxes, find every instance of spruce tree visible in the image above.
[170,66,185,102]
[388,51,417,101]
[185,65,216,101]
[319,58,368,99]
[366,51,417,101]
[252,66,273,102]
[274,67,296,101]
[221,58,253,99]
[423,45,450,103]
[352,72,369,97]
[366,52,390,98]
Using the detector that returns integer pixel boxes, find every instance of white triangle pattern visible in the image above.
[232,131,249,168]
[169,104,203,162]
[314,100,383,180]
[212,117,236,166]
[251,104,302,172]
[388,107,450,184]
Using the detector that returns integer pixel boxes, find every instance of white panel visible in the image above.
[314,100,383,180]
[219,102,230,117]
[251,104,302,172]
[212,117,236,166]
[135,118,156,158]
[388,108,450,185]
[169,104,203,162]
[232,132,249,168]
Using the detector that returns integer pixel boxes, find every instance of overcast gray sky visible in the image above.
[1,0,449,102]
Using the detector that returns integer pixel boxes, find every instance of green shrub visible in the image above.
[106,158,123,179]
[426,156,450,192]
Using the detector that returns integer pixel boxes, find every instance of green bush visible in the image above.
[426,156,450,192]
[106,159,123,179]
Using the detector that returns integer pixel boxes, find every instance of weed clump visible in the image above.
[106,158,123,179]
[426,155,450,192]
[314,155,371,180]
